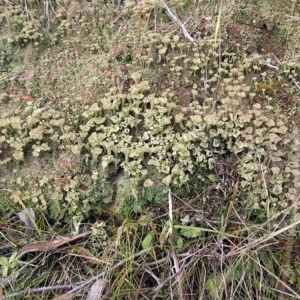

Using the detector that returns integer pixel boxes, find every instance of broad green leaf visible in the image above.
[9,252,17,264]
[179,225,202,238]
[142,232,154,250]
[205,278,219,298]
[0,256,8,266]
[176,236,184,249]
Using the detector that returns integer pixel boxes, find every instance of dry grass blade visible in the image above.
[65,249,149,295]
[2,189,41,236]
[247,251,300,299]
[226,219,300,257]
[214,0,223,46]
[17,231,92,259]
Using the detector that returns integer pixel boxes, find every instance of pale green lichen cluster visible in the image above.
[1,54,298,221]
[0,5,42,47]
[0,0,298,223]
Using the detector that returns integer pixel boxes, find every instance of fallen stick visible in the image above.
[159,0,197,46]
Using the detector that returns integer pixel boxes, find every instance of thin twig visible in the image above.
[225,218,300,257]
[247,251,300,299]
[116,17,128,36]
[148,264,184,296]
[285,14,300,20]
[23,0,29,20]
[170,249,185,299]
[291,77,300,90]
[159,0,197,46]
[166,188,185,298]
[148,257,197,297]
[223,176,240,231]
[65,249,149,294]
[142,267,161,284]
[1,253,44,289]
[3,285,74,299]
[168,188,173,228]
[43,0,50,28]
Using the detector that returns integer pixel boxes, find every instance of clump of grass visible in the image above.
[1,190,299,299]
